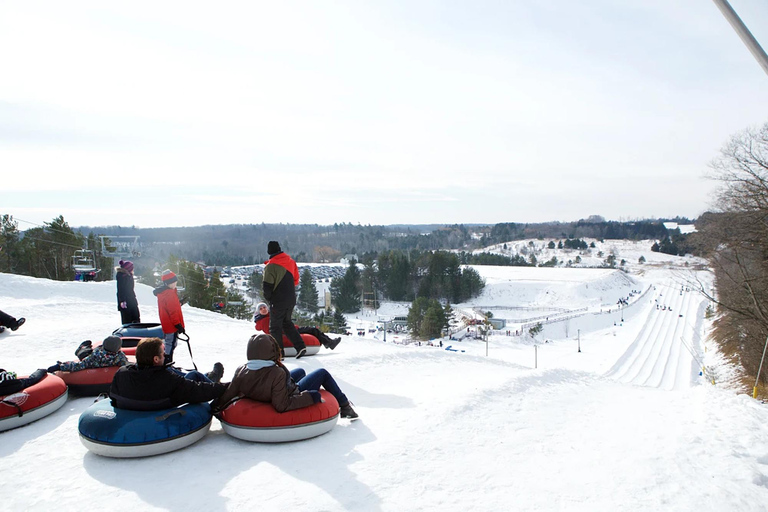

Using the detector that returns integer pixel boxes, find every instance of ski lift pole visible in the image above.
[753,335,768,399]
[177,332,198,371]
[712,0,768,77]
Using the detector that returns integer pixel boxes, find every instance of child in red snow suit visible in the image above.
[153,270,185,362]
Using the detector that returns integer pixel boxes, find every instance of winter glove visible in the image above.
[175,323,185,335]
[120,301,127,309]
[179,296,189,306]
[47,363,61,373]
[308,390,323,404]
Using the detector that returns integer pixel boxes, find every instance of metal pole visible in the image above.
[753,335,768,398]
[578,329,581,353]
[712,0,768,77]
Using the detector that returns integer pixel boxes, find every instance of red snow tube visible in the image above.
[0,374,68,432]
[57,366,122,396]
[219,390,339,442]
[282,333,321,357]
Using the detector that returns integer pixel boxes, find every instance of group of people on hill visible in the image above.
[1,241,358,421]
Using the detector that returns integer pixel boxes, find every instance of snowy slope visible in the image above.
[1,266,768,512]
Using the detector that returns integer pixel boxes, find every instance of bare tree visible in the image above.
[696,122,768,388]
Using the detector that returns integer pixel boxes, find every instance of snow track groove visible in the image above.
[605,283,705,390]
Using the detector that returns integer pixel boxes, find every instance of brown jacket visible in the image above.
[212,334,313,413]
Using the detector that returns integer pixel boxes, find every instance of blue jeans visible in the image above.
[169,367,212,383]
[290,368,348,407]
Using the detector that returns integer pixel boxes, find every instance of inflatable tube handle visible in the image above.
[1,398,24,418]
[155,409,187,421]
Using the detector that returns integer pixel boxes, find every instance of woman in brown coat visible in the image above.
[213,334,358,418]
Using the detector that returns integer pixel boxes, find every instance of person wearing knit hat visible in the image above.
[211,334,357,418]
[45,335,129,375]
[253,302,341,351]
[116,260,140,325]
[262,242,307,359]
[154,269,185,363]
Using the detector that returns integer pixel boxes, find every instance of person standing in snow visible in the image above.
[0,309,25,332]
[153,270,185,363]
[211,333,357,418]
[262,241,307,359]
[116,260,140,325]
[254,302,341,350]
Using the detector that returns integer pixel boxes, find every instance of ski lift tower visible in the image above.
[100,235,141,279]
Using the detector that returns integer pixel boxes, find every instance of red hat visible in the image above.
[161,270,178,284]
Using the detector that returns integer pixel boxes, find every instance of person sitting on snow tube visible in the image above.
[46,336,129,374]
[254,302,341,350]
[0,368,47,395]
[109,337,228,411]
[212,333,357,418]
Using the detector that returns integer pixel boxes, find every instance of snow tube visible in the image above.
[219,390,339,443]
[112,323,164,344]
[78,399,212,458]
[283,333,322,357]
[0,374,68,433]
[119,342,138,356]
[56,366,122,396]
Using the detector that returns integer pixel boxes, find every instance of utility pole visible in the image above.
[712,0,768,77]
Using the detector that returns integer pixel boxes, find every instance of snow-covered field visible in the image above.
[2,241,767,511]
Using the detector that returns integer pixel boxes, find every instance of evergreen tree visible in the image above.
[332,308,348,332]
[331,259,361,313]
[0,215,20,274]
[247,270,263,301]
[407,297,446,339]
[297,268,319,312]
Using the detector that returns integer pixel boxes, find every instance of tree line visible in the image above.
[688,120,768,396]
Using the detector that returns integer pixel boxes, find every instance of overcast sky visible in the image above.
[1,1,767,230]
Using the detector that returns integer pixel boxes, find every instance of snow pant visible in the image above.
[290,368,349,407]
[163,332,178,359]
[298,326,334,348]
[119,306,140,325]
[0,309,18,329]
[270,303,305,352]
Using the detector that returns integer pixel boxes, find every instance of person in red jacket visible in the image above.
[254,302,341,350]
[153,270,185,363]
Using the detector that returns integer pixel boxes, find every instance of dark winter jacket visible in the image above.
[110,363,227,411]
[262,252,299,307]
[58,346,128,373]
[153,284,184,334]
[0,369,46,396]
[116,268,139,311]
[211,335,313,413]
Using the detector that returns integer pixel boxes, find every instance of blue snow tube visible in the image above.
[78,399,212,458]
[112,323,165,340]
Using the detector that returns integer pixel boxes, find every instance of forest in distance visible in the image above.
[73,215,696,268]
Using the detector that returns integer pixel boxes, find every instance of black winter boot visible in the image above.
[206,362,224,383]
[11,318,25,331]
[340,402,358,419]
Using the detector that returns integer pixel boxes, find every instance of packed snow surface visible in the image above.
[1,246,767,511]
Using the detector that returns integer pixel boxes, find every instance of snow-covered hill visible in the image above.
[1,262,767,511]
